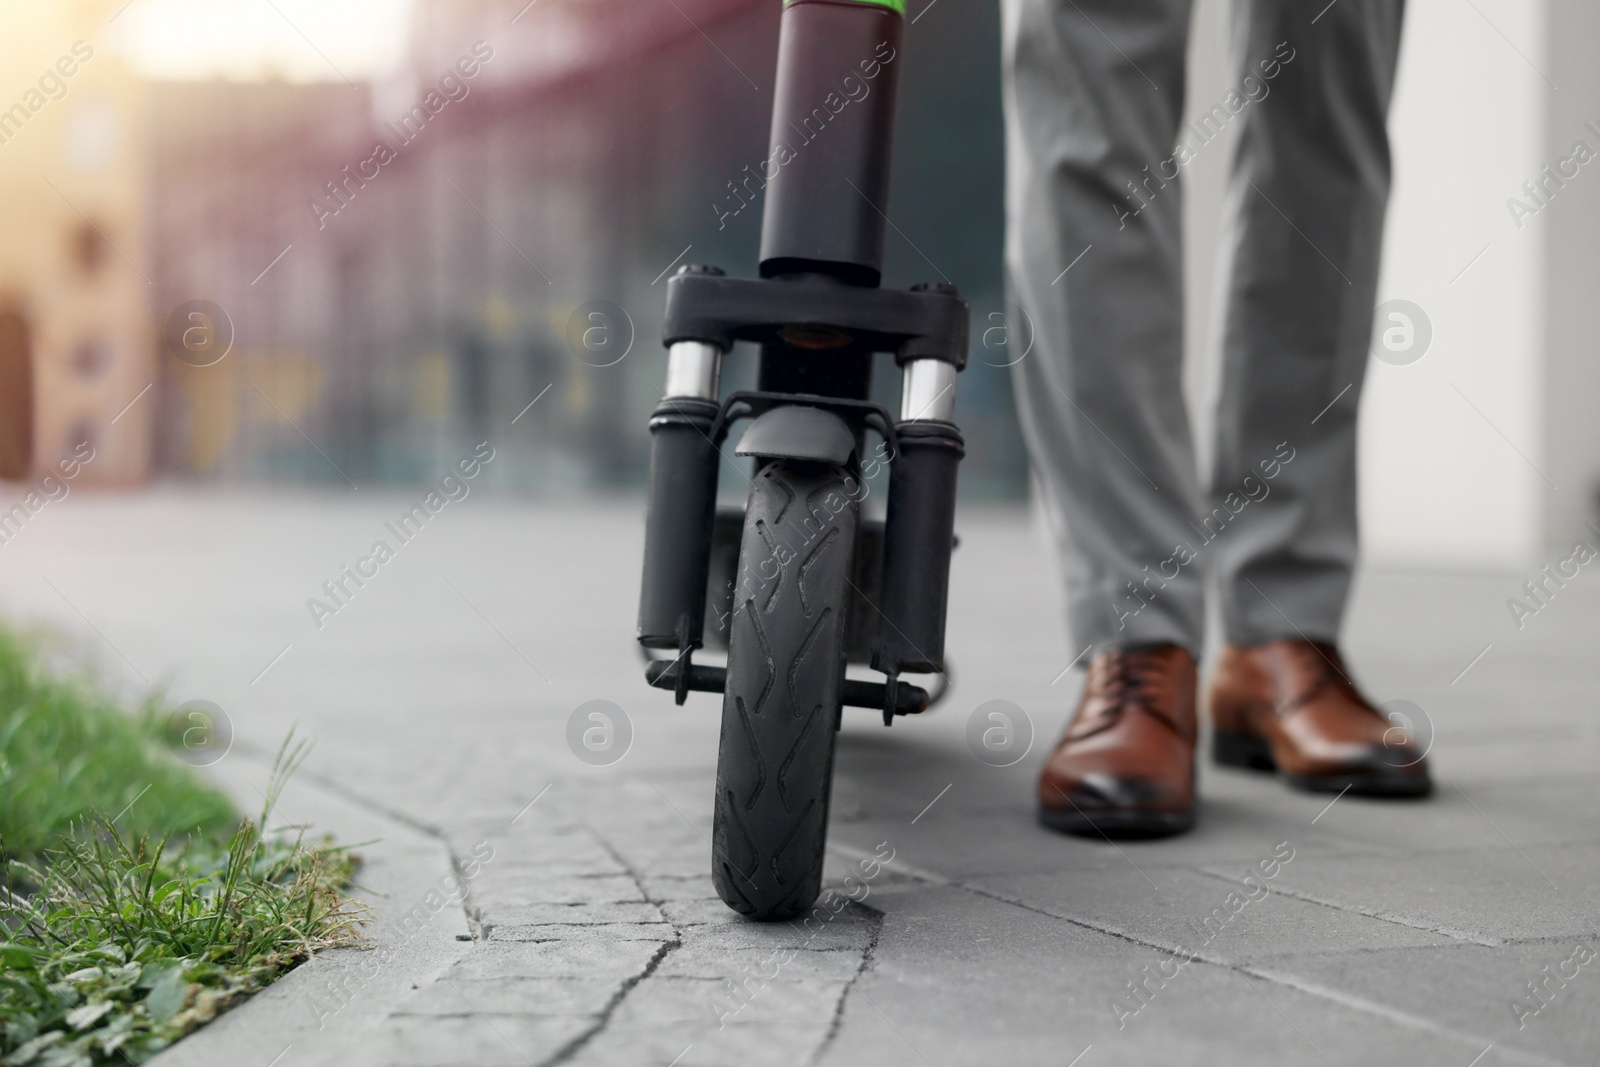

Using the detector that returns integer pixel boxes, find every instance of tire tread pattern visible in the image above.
[712,460,856,920]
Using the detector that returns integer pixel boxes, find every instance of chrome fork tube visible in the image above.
[899,358,957,422]
[664,341,724,400]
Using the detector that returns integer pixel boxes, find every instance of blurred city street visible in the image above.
[1,490,1597,1066]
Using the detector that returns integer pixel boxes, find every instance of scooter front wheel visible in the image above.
[712,459,857,920]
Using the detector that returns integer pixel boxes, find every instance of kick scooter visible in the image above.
[637,0,968,920]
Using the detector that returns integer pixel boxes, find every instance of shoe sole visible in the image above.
[1212,731,1433,798]
[1036,805,1195,839]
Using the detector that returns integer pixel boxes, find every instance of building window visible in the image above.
[72,338,109,380]
[66,418,97,458]
[73,222,108,274]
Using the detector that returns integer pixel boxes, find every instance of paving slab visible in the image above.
[814,883,1505,1067]
[1255,941,1600,1066]
[1257,841,1600,944]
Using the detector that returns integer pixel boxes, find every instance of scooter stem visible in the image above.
[759,0,905,288]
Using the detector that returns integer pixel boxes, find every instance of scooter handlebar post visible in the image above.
[759,0,905,287]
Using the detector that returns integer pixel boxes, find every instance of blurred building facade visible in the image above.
[0,0,152,484]
[9,0,1597,569]
[141,0,1027,500]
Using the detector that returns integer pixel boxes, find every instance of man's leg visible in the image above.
[1001,0,1203,656]
[1206,0,1429,800]
[1004,0,1208,838]
[1211,0,1407,641]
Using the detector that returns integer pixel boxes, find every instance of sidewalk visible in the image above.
[3,489,1597,1066]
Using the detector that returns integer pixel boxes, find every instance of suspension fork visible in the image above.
[639,0,966,721]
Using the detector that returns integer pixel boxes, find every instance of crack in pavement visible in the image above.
[807,900,885,1067]
[442,835,492,941]
[1188,869,1502,947]
[526,823,885,1066]
[533,827,684,1067]
[539,936,680,1067]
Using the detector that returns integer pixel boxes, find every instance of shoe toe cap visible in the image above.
[1041,769,1189,814]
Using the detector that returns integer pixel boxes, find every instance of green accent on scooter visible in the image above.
[783,0,905,14]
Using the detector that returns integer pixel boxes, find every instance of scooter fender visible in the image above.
[734,405,856,466]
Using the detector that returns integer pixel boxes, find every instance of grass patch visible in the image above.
[0,629,236,861]
[0,628,366,1065]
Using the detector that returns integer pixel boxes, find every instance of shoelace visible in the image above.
[1274,642,1420,754]
[1103,651,1162,706]
[1076,648,1189,740]
[1276,641,1374,717]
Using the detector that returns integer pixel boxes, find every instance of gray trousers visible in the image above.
[1001,0,1405,653]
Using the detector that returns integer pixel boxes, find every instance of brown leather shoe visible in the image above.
[1208,639,1432,797]
[1038,644,1197,838]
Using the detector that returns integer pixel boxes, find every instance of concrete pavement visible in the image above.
[3,489,1598,1066]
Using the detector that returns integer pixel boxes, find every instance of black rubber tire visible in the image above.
[712,459,857,921]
